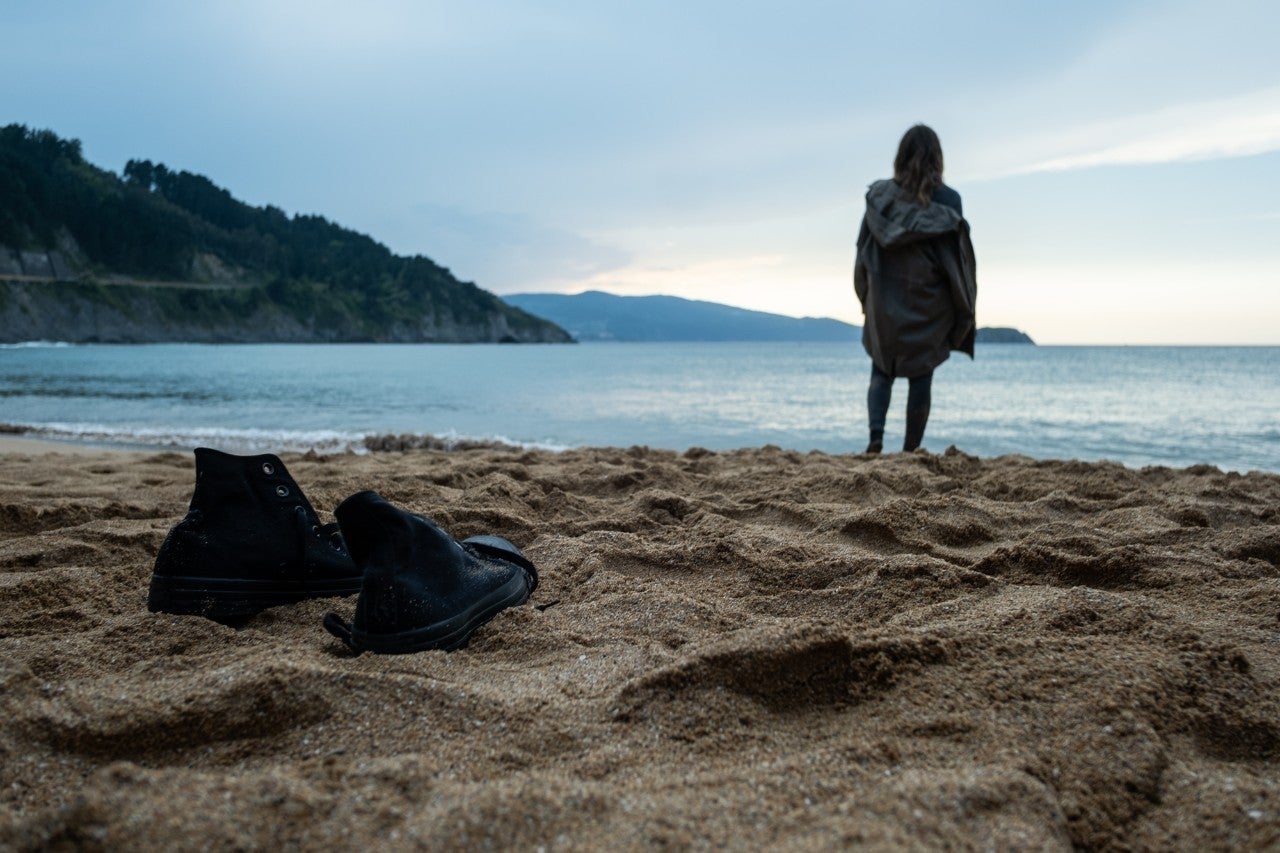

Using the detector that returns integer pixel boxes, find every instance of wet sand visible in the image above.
[1,444,1278,849]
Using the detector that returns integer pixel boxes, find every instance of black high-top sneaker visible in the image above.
[322,491,538,654]
[148,448,362,619]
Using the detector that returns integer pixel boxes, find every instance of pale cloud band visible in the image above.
[1002,85,1280,177]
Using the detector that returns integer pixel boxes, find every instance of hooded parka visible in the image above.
[854,179,977,378]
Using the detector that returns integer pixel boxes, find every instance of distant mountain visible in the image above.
[505,291,1035,344]
[504,291,857,342]
[975,327,1035,344]
[0,124,570,343]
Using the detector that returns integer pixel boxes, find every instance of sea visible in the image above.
[1,342,1278,473]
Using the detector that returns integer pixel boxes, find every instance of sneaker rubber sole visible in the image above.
[323,570,532,654]
[148,574,363,619]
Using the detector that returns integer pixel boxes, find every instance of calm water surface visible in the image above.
[1,342,1277,472]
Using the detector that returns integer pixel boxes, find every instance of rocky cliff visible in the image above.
[0,279,567,344]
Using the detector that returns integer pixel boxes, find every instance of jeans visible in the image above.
[867,363,933,451]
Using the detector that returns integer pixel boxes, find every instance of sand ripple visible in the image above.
[1,445,1279,849]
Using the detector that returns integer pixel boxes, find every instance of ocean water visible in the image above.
[1,342,1278,473]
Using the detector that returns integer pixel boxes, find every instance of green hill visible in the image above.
[0,125,570,343]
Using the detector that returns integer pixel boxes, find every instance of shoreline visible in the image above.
[0,434,153,456]
[0,432,1254,476]
[4,344,1279,474]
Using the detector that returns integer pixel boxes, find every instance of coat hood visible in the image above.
[863,179,962,248]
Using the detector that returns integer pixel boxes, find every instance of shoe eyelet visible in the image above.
[262,462,275,475]
[311,525,319,535]
[276,485,290,497]
[330,535,344,551]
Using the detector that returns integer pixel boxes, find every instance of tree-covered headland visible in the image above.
[0,124,569,342]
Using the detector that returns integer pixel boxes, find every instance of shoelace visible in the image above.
[323,611,359,651]
[292,505,347,568]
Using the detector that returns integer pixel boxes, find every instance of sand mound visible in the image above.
[1,444,1278,849]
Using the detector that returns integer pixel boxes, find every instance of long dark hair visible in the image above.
[893,124,944,205]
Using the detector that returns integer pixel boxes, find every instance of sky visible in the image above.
[3,0,1278,344]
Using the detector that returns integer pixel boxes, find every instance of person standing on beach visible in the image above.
[854,124,977,454]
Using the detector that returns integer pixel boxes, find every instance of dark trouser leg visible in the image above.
[866,364,893,452]
[903,370,934,451]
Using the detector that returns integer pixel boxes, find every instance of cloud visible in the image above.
[1002,85,1280,176]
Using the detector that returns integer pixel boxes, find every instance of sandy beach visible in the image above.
[1,442,1278,849]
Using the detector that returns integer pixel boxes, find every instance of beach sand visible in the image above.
[1,443,1278,849]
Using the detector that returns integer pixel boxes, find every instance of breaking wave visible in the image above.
[0,422,571,455]
[0,340,75,349]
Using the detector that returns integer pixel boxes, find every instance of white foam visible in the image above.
[0,422,574,455]
[0,340,75,349]
[4,422,370,454]
[431,428,572,453]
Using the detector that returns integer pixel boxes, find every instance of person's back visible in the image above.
[853,125,977,453]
